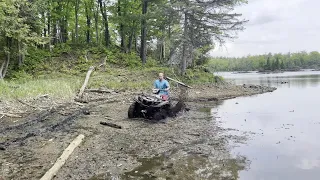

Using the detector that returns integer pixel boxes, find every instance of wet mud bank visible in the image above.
[0,84,276,180]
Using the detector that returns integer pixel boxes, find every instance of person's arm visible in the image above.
[165,81,170,91]
[154,80,157,89]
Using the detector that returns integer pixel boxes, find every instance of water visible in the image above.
[213,70,320,180]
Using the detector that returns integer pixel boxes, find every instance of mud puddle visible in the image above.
[83,101,250,180]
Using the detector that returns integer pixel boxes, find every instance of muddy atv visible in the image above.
[128,92,172,121]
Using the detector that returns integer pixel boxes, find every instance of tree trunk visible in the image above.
[0,61,5,79]
[157,27,165,63]
[53,22,57,45]
[75,0,80,43]
[181,12,188,75]
[63,17,68,43]
[85,3,91,43]
[118,0,126,52]
[43,12,47,37]
[18,40,24,67]
[127,30,134,53]
[60,20,64,43]
[98,0,110,47]
[47,11,51,49]
[94,5,99,44]
[134,33,138,53]
[0,37,12,79]
[140,0,148,64]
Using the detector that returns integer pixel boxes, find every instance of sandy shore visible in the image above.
[0,83,276,180]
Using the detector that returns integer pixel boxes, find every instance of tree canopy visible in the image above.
[0,0,247,79]
[208,51,320,72]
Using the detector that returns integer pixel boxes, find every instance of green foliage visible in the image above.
[208,51,320,72]
[145,58,160,68]
[183,68,216,84]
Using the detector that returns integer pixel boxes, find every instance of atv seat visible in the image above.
[160,95,169,101]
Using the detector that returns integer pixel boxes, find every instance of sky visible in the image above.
[210,0,320,57]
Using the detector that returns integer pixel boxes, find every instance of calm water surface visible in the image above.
[213,71,320,180]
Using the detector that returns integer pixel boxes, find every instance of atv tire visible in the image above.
[128,102,141,118]
[153,109,168,121]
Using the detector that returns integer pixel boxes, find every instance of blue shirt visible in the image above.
[154,79,169,95]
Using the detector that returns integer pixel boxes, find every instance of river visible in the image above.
[214,70,320,180]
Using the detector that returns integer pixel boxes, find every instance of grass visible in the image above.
[0,67,160,100]
[0,78,82,100]
[2,45,220,100]
[0,65,220,100]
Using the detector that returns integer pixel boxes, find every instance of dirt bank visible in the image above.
[0,84,276,180]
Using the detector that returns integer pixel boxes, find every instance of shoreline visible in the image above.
[0,83,276,179]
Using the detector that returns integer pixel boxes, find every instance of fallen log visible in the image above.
[84,88,114,93]
[74,97,89,103]
[75,97,119,104]
[0,112,22,118]
[16,99,40,109]
[166,76,192,88]
[78,66,95,98]
[40,134,85,180]
[100,121,122,129]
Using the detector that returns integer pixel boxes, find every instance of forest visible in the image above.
[208,51,320,72]
[0,0,247,80]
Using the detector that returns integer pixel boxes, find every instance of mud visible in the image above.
[0,84,275,180]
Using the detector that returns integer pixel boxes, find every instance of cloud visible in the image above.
[247,15,279,26]
[210,0,320,57]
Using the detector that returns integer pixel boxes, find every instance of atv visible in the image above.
[128,89,172,120]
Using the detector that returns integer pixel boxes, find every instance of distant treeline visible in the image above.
[208,51,320,72]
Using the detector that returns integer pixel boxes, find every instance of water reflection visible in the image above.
[90,150,249,180]
[120,152,248,180]
[213,71,320,180]
[90,127,250,180]
[216,71,320,88]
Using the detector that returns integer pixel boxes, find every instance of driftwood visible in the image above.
[74,97,89,103]
[40,134,85,180]
[0,112,22,118]
[84,88,114,93]
[166,76,192,88]
[16,99,39,109]
[100,121,122,129]
[37,94,49,99]
[74,102,85,106]
[78,66,95,98]
[75,97,119,104]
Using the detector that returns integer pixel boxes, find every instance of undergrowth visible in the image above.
[2,44,221,99]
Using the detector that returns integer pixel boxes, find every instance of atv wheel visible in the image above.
[128,102,140,118]
[153,109,168,121]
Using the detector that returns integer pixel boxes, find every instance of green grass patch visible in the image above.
[0,77,82,100]
[2,45,224,100]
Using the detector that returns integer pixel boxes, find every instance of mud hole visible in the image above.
[0,85,274,180]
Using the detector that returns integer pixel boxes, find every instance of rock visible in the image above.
[82,108,90,115]
[167,163,174,169]
[207,97,218,101]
